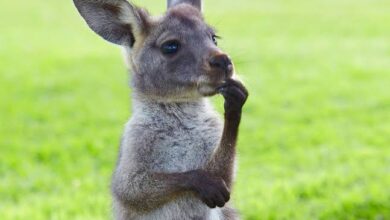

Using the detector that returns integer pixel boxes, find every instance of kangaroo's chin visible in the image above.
[196,72,234,96]
[197,83,222,97]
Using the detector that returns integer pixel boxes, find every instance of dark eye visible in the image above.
[212,35,219,45]
[161,40,180,55]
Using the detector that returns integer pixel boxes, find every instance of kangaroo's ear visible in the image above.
[167,0,202,12]
[73,0,149,46]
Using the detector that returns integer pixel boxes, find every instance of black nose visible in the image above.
[209,54,232,73]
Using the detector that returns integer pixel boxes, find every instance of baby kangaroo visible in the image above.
[73,0,248,219]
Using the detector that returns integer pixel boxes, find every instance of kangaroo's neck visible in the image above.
[131,95,218,123]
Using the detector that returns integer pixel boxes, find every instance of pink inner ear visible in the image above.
[167,0,202,12]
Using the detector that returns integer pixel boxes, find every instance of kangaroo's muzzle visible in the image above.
[208,54,233,78]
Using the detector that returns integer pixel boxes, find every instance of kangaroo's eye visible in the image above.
[161,40,180,55]
[212,35,219,46]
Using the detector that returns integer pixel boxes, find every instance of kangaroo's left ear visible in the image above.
[73,0,149,47]
[167,0,202,12]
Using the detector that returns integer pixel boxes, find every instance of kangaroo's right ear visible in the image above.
[73,0,149,46]
[167,0,202,12]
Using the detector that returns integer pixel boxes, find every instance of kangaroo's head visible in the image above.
[74,0,234,102]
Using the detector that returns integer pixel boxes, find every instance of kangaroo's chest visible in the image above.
[149,116,222,172]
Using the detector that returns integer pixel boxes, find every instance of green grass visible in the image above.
[1,0,389,219]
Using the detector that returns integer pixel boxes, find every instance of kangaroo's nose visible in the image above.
[209,54,233,73]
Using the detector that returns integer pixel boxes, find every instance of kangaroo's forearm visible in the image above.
[112,171,195,211]
[206,111,242,188]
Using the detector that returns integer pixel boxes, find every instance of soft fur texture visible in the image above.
[113,98,226,219]
[73,0,248,219]
[168,0,202,11]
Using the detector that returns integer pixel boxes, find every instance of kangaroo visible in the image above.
[73,0,248,219]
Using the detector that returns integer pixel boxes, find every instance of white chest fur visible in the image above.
[125,98,223,172]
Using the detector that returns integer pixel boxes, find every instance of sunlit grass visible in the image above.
[0,0,389,219]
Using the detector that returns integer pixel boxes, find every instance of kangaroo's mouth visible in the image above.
[197,73,233,97]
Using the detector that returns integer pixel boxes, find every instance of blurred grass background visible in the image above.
[1,0,389,219]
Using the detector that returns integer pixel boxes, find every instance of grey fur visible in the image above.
[168,0,202,11]
[73,0,248,219]
[113,99,226,219]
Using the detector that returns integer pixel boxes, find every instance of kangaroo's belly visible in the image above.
[117,102,225,220]
[148,121,223,173]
